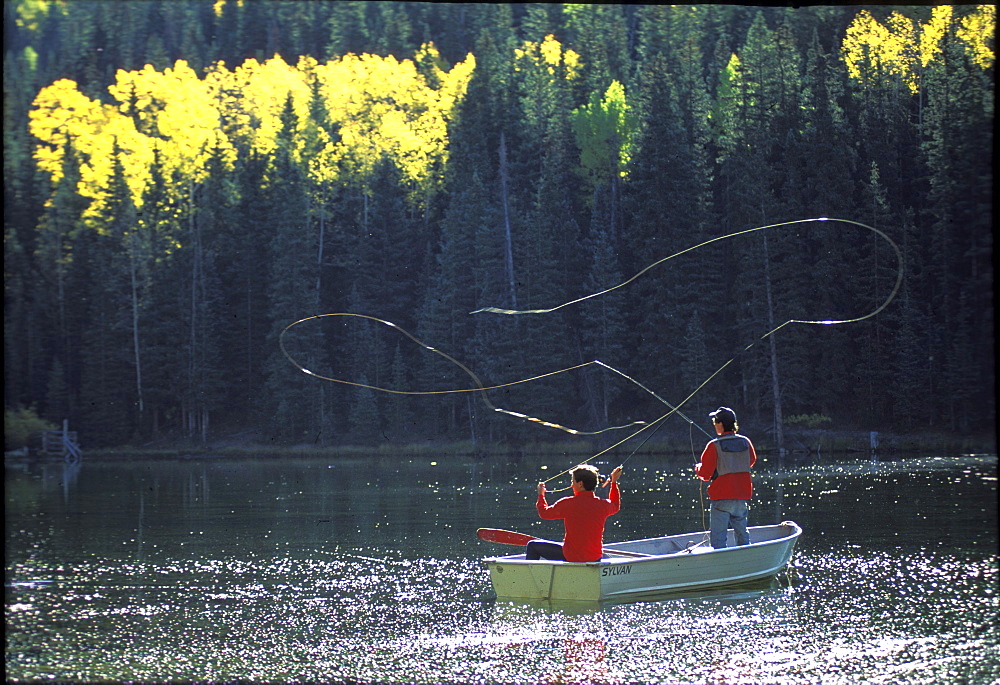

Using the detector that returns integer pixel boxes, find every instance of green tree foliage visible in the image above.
[5,2,994,448]
[4,406,57,450]
[261,103,327,443]
[562,3,633,96]
[570,80,637,227]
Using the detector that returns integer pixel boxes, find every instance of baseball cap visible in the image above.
[709,407,736,424]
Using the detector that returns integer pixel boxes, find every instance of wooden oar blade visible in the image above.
[477,528,535,546]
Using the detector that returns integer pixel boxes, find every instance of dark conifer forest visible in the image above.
[3,2,994,450]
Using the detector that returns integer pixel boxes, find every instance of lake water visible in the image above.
[5,449,998,683]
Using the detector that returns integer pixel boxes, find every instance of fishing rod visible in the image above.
[595,361,713,439]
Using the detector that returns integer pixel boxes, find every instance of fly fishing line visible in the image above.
[282,217,902,485]
[479,217,903,484]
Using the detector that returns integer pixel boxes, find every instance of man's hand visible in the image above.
[538,482,546,496]
[602,465,623,488]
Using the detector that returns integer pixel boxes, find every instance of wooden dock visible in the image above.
[40,420,82,463]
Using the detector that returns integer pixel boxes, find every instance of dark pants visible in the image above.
[525,539,566,561]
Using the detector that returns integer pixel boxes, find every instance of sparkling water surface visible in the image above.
[5,451,998,683]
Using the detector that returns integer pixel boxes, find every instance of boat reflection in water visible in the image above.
[549,638,616,684]
[487,576,797,685]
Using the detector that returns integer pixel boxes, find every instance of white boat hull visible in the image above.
[484,521,801,602]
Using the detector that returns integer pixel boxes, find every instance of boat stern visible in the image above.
[484,558,604,602]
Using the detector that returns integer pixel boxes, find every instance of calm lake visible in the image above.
[5,449,998,684]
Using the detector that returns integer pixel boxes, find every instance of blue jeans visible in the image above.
[710,499,749,548]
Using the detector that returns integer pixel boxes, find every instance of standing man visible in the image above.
[695,407,756,549]
[526,464,622,562]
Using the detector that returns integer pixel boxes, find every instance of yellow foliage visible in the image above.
[885,12,919,92]
[109,60,236,183]
[842,11,886,82]
[514,34,580,80]
[437,49,477,122]
[843,10,919,93]
[919,5,951,68]
[843,6,993,94]
[29,78,154,221]
[313,50,475,201]
[957,4,995,70]
[30,48,475,217]
[208,55,312,160]
[30,79,103,182]
[540,35,563,72]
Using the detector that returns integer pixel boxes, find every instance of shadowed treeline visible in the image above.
[3,2,994,449]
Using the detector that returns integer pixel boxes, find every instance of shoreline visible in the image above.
[8,428,996,463]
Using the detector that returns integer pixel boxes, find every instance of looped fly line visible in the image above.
[281,314,653,436]
[472,217,903,481]
[282,218,902,483]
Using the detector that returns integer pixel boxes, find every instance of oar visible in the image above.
[477,528,535,546]
[477,528,651,558]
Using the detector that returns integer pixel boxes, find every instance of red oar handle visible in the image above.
[477,528,537,546]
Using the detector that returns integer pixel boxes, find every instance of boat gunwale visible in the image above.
[482,521,802,568]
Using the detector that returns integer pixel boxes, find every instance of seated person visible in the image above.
[526,464,622,562]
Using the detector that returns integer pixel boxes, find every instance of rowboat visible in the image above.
[482,521,801,602]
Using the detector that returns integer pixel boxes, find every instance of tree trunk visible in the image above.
[128,241,144,414]
[761,231,785,457]
[189,181,199,424]
[498,132,517,307]
[315,189,323,295]
[467,395,477,450]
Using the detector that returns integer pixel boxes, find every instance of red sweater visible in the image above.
[536,484,621,562]
[696,432,756,500]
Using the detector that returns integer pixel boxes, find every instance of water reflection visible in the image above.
[548,638,617,684]
[5,452,998,683]
[61,461,82,502]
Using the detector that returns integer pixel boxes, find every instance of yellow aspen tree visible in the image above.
[31,48,474,226]
[313,48,474,204]
[842,6,991,94]
[919,5,952,68]
[30,78,112,186]
[108,60,235,184]
[956,4,995,69]
[207,56,312,161]
[512,34,580,147]
[29,78,152,224]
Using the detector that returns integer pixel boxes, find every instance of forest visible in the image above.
[3,1,995,451]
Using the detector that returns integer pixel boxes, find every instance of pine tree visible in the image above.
[35,144,90,426]
[562,4,632,98]
[261,100,327,443]
[919,15,994,430]
[138,147,186,437]
[347,373,382,444]
[620,54,706,414]
[175,143,231,442]
[579,223,627,431]
[385,343,415,442]
[6,1,995,444]
[75,224,133,446]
